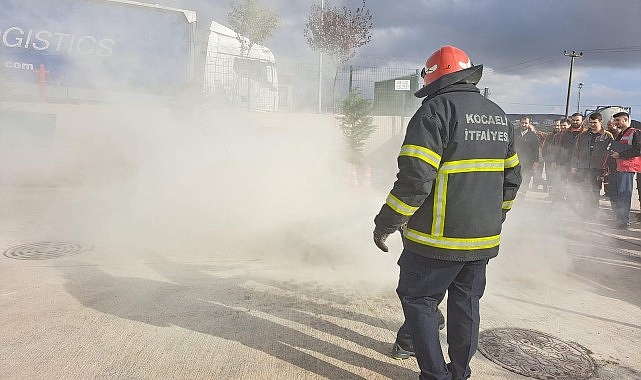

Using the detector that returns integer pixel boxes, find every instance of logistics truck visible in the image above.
[0,0,278,111]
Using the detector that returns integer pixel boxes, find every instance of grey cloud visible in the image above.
[355,0,641,72]
[149,0,640,74]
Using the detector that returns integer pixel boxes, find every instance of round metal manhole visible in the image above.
[478,328,596,379]
[4,241,92,260]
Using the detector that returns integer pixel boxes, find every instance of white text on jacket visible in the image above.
[464,129,509,141]
[465,113,508,126]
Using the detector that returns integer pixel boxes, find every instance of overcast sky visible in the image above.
[160,0,641,116]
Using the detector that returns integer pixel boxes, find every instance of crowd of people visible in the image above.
[514,111,641,229]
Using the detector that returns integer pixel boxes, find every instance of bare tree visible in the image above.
[228,0,279,56]
[304,0,373,112]
[304,0,372,65]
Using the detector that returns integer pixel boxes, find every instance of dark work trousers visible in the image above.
[396,308,445,350]
[610,171,635,225]
[637,172,640,203]
[554,164,573,200]
[576,168,603,212]
[520,163,534,193]
[396,250,489,380]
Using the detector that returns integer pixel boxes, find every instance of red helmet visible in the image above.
[421,45,473,86]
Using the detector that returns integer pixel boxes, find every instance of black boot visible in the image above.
[391,342,415,360]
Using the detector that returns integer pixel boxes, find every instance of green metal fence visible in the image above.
[277,62,421,115]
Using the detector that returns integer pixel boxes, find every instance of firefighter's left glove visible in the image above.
[373,228,390,253]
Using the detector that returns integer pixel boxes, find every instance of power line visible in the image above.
[491,54,561,74]
[580,46,641,53]
[355,46,641,73]
[475,46,641,74]
[497,101,563,107]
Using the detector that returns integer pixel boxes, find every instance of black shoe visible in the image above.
[390,342,414,360]
[437,309,445,331]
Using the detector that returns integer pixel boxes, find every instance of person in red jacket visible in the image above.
[373,45,521,380]
[608,111,641,229]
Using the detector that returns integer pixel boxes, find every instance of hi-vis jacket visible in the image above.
[614,126,641,172]
[374,79,521,262]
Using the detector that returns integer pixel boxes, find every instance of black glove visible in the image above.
[373,228,390,252]
[501,209,508,223]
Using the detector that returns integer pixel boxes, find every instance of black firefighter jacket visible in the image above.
[375,78,522,262]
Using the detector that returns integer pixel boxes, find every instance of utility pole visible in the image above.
[577,82,584,113]
[563,50,582,120]
[317,0,324,113]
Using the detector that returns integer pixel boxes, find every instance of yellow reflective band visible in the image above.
[502,200,514,210]
[430,158,505,236]
[432,171,447,236]
[399,144,441,169]
[504,153,520,168]
[404,227,501,250]
[386,193,419,216]
[440,159,505,173]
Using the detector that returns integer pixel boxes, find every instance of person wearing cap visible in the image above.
[608,111,641,229]
[373,45,521,380]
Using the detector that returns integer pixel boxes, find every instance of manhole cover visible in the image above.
[4,241,92,260]
[478,328,596,379]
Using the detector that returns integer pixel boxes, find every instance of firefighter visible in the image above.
[373,46,521,380]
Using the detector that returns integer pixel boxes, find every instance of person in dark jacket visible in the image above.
[542,120,562,194]
[570,112,612,213]
[373,45,521,380]
[603,119,622,197]
[551,113,584,201]
[514,116,540,195]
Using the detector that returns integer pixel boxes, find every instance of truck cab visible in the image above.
[203,21,278,112]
